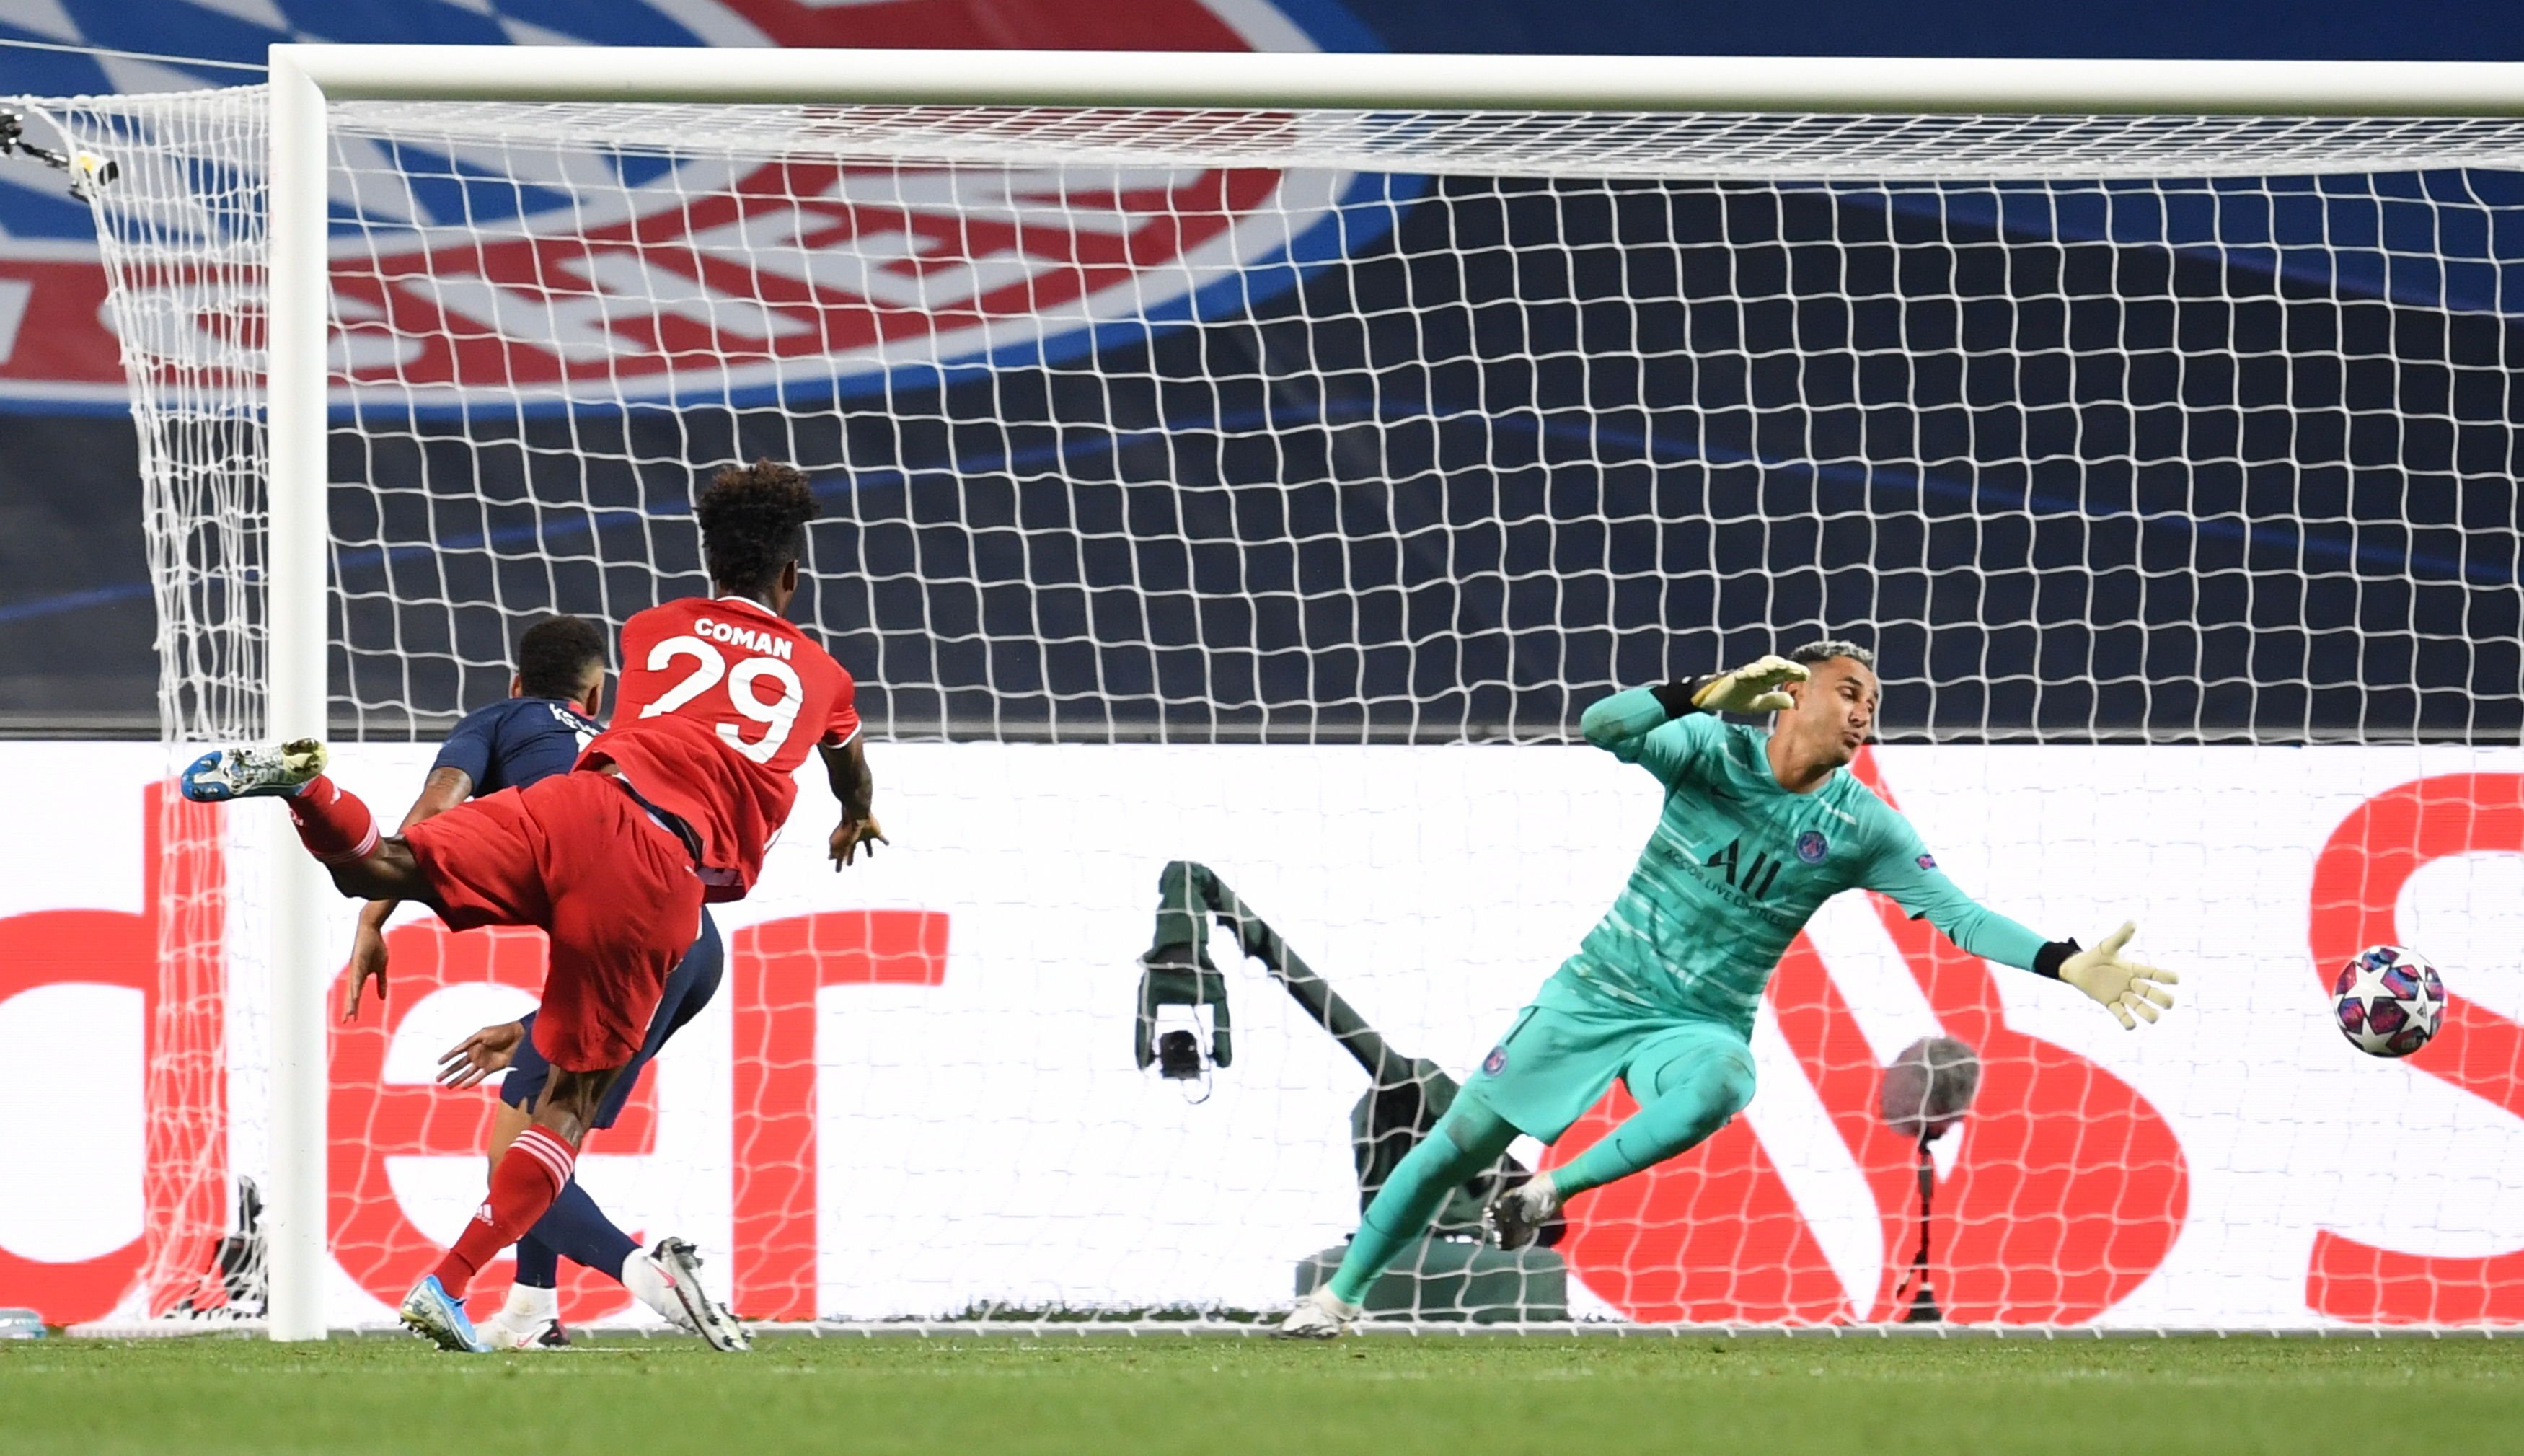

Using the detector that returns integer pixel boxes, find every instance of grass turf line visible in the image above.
[4,1334,2518,1455]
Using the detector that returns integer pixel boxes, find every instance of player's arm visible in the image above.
[818,737,886,869]
[1579,656,1806,782]
[436,1018,526,1089]
[340,764,475,1023]
[388,767,475,833]
[1863,819,2177,1030]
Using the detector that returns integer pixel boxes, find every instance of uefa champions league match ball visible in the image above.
[2331,945,2447,1058]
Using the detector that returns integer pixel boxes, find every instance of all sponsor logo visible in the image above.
[0,0,1377,409]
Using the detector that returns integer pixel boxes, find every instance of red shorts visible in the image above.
[402,770,703,1072]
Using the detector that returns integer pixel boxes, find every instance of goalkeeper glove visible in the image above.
[2060,922,2179,1029]
[1689,654,1809,714]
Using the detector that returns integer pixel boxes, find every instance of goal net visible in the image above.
[35,59,2524,1332]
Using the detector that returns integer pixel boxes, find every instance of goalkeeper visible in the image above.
[1276,640,2177,1338]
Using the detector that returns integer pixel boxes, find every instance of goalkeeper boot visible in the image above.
[398,1275,490,1354]
[625,1237,751,1353]
[1273,1287,1359,1341]
[1485,1171,1561,1253]
[180,739,329,803]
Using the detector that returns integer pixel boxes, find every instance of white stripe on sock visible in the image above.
[511,1129,575,1187]
[317,820,380,865]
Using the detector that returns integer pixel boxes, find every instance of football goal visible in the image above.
[28,47,2524,1338]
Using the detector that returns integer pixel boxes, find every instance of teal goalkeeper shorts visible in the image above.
[1458,972,1757,1144]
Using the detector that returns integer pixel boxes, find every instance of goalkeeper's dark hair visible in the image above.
[697,458,818,595]
[515,614,608,700]
[1788,638,1876,669]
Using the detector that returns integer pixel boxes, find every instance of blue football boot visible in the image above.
[179,738,328,803]
[399,1274,490,1353]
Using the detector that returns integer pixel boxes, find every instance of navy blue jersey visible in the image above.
[432,697,601,796]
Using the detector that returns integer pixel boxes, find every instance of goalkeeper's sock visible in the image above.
[513,1232,560,1291]
[1325,1099,1518,1307]
[282,775,379,866]
[1548,1041,1755,1199]
[434,1126,574,1299]
[526,1179,640,1286]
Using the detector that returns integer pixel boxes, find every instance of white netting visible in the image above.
[338,101,2524,179]
[42,81,2524,1329]
[27,90,275,1326]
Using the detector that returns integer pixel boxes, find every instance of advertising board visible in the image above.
[1,739,2519,1327]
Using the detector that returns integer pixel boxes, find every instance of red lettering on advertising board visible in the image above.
[729,911,950,1320]
[327,909,948,1324]
[327,922,658,1323]
[0,785,224,1325]
[2305,772,2524,1323]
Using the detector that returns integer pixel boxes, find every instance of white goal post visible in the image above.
[94,44,2524,1339]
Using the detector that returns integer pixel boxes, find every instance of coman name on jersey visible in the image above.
[689,616,795,661]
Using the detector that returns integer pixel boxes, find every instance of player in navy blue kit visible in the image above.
[341,615,749,1352]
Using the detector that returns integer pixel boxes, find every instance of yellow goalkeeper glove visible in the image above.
[1689,654,1809,714]
[2060,922,2179,1029]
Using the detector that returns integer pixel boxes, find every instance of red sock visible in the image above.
[432,1126,575,1298]
[284,775,379,865]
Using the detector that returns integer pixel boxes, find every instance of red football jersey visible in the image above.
[581,595,861,900]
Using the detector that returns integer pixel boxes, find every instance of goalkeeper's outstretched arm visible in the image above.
[1581,655,1809,746]
[1579,655,1812,777]
[1868,826,2177,1030]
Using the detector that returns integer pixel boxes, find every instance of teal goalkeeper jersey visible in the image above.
[1553,686,2049,1031]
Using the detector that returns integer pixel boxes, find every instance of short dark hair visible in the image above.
[1788,637,1876,669]
[516,614,607,700]
[697,459,818,596]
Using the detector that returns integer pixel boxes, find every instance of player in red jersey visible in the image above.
[180,460,884,1351]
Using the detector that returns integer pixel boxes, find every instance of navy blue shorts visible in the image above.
[500,909,724,1129]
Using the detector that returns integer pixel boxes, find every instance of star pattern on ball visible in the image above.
[2333,945,2446,1060]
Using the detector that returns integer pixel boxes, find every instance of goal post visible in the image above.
[51,45,2524,1337]
[262,52,331,1348]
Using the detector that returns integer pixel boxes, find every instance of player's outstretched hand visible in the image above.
[341,921,390,1023]
[2060,921,2179,1030]
[1690,654,1809,714]
[831,813,888,870]
[437,1020,526,1089]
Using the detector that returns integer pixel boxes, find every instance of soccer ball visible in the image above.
[2331,945,2447,1058]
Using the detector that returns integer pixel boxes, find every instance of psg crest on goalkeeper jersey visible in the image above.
[0,0,1375,408]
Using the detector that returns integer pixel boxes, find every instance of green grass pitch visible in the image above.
[4,1333,2517,1455]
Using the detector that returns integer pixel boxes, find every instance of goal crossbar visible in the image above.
[273,45,2524,118]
